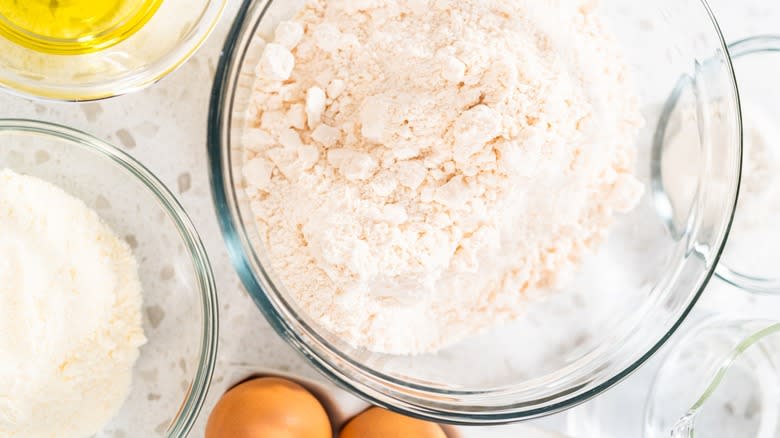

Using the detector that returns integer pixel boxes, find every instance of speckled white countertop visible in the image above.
[0,0,776,436]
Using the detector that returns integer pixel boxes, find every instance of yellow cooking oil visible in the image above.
[0,0,163,54]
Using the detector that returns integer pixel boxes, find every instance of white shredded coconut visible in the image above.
[0,170,146,437]
[242,0,643,354]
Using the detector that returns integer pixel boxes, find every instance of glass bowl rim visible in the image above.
[207,0,741,424]
[0,118,219,437]
[0,0,227,102]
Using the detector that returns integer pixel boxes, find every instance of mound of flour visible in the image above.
[242,0,643,354]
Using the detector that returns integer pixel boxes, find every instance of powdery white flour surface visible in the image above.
[0,170,146,437]
[242,0,643,354]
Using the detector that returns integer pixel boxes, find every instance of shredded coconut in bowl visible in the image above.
[0,169,146,437]
[242,0,643,355]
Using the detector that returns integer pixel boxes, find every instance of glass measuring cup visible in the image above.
[645,319,780,438]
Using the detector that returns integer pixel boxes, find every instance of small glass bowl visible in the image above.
[0,120,218,437]
[710,36,780,294]
[0,0,226,101]
[209,0,741,424]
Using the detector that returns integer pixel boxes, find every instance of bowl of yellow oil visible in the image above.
[0,0,162,54]
[0,0,226,100]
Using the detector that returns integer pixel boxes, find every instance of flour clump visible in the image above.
[242,0,643,354]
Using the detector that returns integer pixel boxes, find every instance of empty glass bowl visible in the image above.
[0,120,218,436]
[0,0,226,100]
[208,0,741,424]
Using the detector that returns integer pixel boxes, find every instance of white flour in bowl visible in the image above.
[242,0,643,354]
[0,169,146,437]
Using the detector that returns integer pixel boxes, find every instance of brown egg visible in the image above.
[340,407,447,438]
[206,377,332,438]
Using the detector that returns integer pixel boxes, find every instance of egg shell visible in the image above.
[340,407,447,438]
[206,377,332,438]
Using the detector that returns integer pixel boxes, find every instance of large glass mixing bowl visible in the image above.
[208,0,742,424]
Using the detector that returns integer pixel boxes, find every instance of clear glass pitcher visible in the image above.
[645,319,780,438]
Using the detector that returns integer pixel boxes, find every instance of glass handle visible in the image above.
[670,414,695,438]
